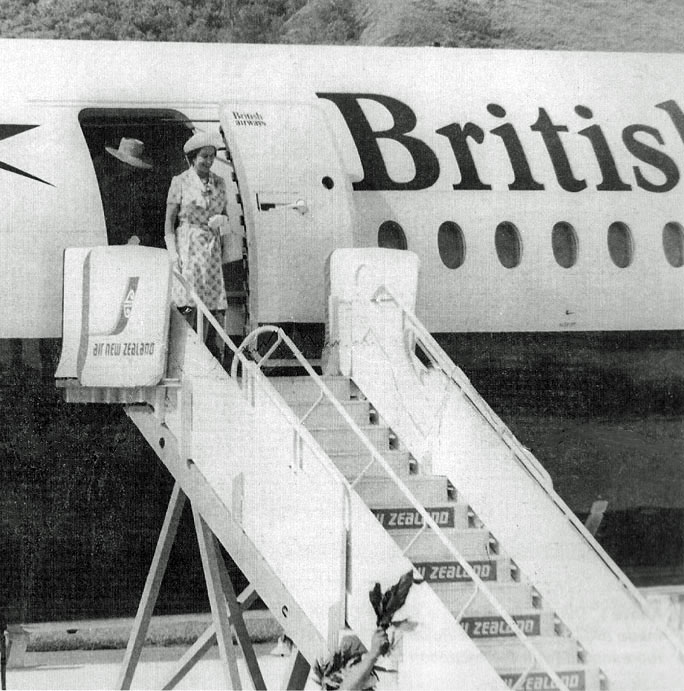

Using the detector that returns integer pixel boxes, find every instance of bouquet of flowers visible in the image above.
[313,570,416,690]
[369,569,415,631]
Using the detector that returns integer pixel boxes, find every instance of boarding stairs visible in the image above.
[56,246,507,690]
[56,245,684,689]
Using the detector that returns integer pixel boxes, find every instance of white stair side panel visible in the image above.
[345,303,684,689]
[430,389,684,688]
[169,368,347,642]
[163,321,349,644]
[126,404,332,668]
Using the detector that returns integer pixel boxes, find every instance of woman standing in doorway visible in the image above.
[165,132,228,357]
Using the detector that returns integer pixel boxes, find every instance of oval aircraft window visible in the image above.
[663,222,684,268]
[438,222,466,269]
[607,222,634,268]
[552,222,578,268]
[378,221,408,250]
[495,222,522,269]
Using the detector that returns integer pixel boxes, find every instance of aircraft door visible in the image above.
[219,101,355,329]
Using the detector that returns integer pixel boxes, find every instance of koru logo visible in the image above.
[123,286,136,319]
[112,277,140,335]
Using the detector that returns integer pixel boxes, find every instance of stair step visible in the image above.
[309,425,390,454]
[432,581,540,616]
[392,528,499,564]
[269,375,353,403]
[369,502,470,529]
[395,528,496,562]
[291,399,371,427]
[479,635,581,669]
[413,556,516,583]
[460,610,557,639]
[354,476,450,507]
[331,450,412,481]
[498,665,603,691]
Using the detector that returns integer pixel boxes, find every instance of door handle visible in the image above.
[257,194,309,215]
[283,199,309,215]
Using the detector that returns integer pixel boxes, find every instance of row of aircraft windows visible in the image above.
[377,220,684,270]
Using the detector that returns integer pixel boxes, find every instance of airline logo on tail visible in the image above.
[0,125,53,185]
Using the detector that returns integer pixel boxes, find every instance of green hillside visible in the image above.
[492,0,684,51]
[1,0,683,51]
[351,0,684,50]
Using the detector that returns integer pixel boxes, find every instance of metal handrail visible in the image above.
[363,283,684,661]
[233,323,572,691]
[369,287,552,487]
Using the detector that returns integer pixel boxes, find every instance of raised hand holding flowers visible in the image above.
[313,571,417,690]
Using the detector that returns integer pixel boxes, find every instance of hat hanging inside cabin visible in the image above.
[183,131,221,155]
[105,138,153,170]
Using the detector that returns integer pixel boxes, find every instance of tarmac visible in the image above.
[4,612,311,690]
[7,643,309,690]
[5,593,684,690]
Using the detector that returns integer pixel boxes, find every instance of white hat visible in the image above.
[183,131,221,155]
[105,138,152,169]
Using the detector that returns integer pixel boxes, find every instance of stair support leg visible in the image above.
[282,650,311,690]
[216,555,267,690]
[117,483,186,690]
[160,583,262,689]
[162,626,217,691]
[193,507,243,690]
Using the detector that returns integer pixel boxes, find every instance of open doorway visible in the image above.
[79,109,248,342]
[79,108,193,248]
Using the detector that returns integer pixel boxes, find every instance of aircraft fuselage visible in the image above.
[1,40,684,337]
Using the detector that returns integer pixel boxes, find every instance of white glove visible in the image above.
[208,214,229,234]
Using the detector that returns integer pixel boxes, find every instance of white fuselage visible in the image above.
[2,39,684,337]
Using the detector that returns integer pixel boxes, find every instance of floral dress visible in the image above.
[167,168,228,311]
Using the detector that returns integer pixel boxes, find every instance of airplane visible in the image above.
[4,39,684,339]
[2,38,684,615]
